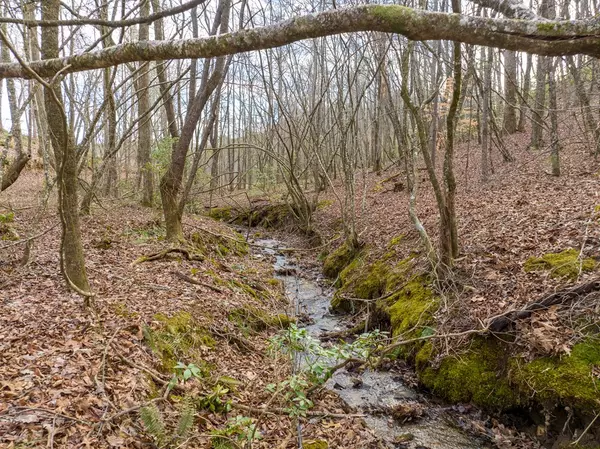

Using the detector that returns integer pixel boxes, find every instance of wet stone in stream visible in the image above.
[255,239,490,449]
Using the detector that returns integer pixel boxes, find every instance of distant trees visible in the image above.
[0,0,599,295]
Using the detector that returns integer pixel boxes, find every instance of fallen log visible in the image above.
[488,278,600,332]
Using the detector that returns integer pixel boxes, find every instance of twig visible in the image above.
[378,328,488,359]
[171,270,224,293]
[112,350,170,386]
[571,411,600,446]
[0,223,58,250]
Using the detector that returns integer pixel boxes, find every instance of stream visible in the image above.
[255,238,490,449]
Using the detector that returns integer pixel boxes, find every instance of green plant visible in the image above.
[266,375,313,417]
[210,415,260,449]
[269,325,383,384]
[139,402,195,448]
[197,384,232,413]
[267,325,384,416]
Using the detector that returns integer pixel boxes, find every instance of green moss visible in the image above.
[111,302,139,319]
[143,311,215,371]
[370,5,421,33]
[419,338,521,410]
[228,305,295,332]
[304,441,328,449]
[388,234,404,249]
[322,241,360,279]
[191,230,248,257]
[207,207,232,221]
[524,249,596,280]
[267,278,281,287]
[511,340,600,410]
[387,276,438,339]
[0,222,19,240]
[316,200,333,210]
[417,338,600,413]
[0,212,14,223]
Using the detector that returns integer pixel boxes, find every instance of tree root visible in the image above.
[133,247,204,264]
[488,277,600,332]
[171,270,224,293]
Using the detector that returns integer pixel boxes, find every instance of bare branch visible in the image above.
[0,5,598,80]
[0,0,208,28]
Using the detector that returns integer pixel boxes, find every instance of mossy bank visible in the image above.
[324,240,600,442]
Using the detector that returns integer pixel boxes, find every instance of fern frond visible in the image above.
[176,405,195,439]
[140,403,166,445]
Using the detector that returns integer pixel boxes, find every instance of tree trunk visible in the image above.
[502,50,518,134]
[137,0,153,206]
[481,46,492,181]
[518,52,532,132]
[41,0,91,298]
[160,0,230,241]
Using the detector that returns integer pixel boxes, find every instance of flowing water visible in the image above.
[255,239,490,449]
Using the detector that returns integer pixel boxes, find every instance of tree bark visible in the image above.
[137,0,153,206]
[160,0,230,241]
[502,50,518,134]
[40,0,91,298]
[2,6,600,80]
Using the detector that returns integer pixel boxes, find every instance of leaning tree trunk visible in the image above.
[160,0,230,241]
[41,0,91,299]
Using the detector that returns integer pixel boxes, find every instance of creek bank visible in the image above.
[323,239,600,448]
[255,238,491,449]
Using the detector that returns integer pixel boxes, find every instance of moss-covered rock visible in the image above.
[418,338,521,410]
[322,241,361,279]
[206,207,232,222]
[524,249,596,280]
[143,311,215,371]
[387,276,438,339]
[228,305,295,332]
[510,340,600,411]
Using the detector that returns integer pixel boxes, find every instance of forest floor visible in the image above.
[308,129,600,359]
[0,173,379,448]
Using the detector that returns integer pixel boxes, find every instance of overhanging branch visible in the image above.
[0,5,599,80]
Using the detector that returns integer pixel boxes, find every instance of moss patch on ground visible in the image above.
[417,337,600,413]
[206,207,233,222]
[524,249,596,280]
[143,311,215,371]
[387,276,438,339]
[191,229,248,258]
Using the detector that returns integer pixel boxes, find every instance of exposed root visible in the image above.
[171,270,224,293]
[133,247,205,264]
[488,277,600,332]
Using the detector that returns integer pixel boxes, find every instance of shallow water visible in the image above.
[255,239,490,449]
